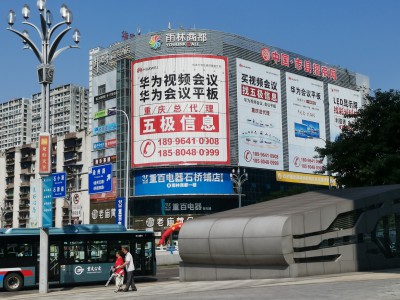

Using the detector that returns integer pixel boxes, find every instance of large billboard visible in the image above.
[328,84,362,141]
[131,54,230,167]
[237,58,283,170]
[286,73,326,174]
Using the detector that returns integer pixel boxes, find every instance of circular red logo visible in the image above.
[293,156,301,167]
[261,48,270,62]
[140,140,156,158]
[244,150,252,162]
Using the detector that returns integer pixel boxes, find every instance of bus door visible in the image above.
[49,242,60,282]
[133,240,154,275]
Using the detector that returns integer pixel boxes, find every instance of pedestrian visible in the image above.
[113,250,125,292]
[120,246,137,292]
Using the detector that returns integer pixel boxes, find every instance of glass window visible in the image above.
[374,213,400,257]
[98,85,106,95]
[6,243,32,257]
[64,241,85,263]
[87,240,108,262]
[144,241,153,271]
[108,240,129,262]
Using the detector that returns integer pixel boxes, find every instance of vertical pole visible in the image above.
[328,155,332,190]
[46,83,51,135]
[68,197,72,225]
[39,33,50,294]
[125,112,130,228]
[238,186,242,208]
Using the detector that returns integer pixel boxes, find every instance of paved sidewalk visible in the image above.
[3,268,400,299]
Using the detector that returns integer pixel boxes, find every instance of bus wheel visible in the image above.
[4,273,23,292]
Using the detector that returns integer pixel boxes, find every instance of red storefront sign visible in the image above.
[106,138,117,148]
[39,133,51,174]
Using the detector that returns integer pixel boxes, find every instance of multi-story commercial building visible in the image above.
[89,28,369,237]
[2,130,91,228]
[0,98,32,151]
[31,84,89,142]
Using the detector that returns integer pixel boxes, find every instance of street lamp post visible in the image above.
[327,156,332,190]
[7,0,79,294]
[230,167,248,208]
[314,137,333,189]
[109,108,131,228]
[67,171,79,225]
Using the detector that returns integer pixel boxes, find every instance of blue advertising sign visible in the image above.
[92,123,117,135]
[88,164,113,194]
[52,172,67,198]
[42,176,53,228]
[115,197,125,226]
[134,168,234,196]
[93,141,106,151]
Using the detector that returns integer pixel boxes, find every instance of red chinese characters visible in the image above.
[260,47,337,81]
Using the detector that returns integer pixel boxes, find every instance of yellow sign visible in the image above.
[276,171,336,187]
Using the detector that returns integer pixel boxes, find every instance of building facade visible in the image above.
[2,130,91,228]
[31,84,89,142]
[89,29,369,237]
[0,98,32,151]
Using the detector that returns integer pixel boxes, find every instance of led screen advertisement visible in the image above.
[131,54,230,167]
[328,84,362,141]
[134,168,233,196]
[286,73,326,174]
[237,58,283,170]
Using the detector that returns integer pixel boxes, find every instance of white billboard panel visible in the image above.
[237,58,283,170]
[132,55,229,167]
[29,178,40,228]
[286,73,326,174]
[328,84,362,141]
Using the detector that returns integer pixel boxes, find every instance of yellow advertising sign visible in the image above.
[276,171,336,187]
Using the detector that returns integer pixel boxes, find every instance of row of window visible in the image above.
[0,239,153,268]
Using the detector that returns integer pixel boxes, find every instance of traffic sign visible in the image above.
[88,164,113,194]
[73,193,80,204]
[52,172,67,198]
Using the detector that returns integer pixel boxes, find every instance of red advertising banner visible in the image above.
[39,133,51,174]
[106,138,117,148]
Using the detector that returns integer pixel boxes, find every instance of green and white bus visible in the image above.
[0,224,156,291]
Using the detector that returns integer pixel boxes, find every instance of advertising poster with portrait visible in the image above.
[131,54,230,167]
[328,84,362,141]
[286,73,326,174]
[237,58,283,170]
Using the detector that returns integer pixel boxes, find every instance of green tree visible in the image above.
[316,89,400,187]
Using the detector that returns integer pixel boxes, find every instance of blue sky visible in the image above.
[1,0,399,101]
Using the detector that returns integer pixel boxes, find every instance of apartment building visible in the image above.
[0,98,32,151]
[2,130,91,228]
[31,84,89,142]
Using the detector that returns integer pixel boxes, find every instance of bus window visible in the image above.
[134,242,142,272]
[64,241,85,263]
[0,245,4,258]
[87,240,107,262]
[7,243,32,257]
[107,240,129,262]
